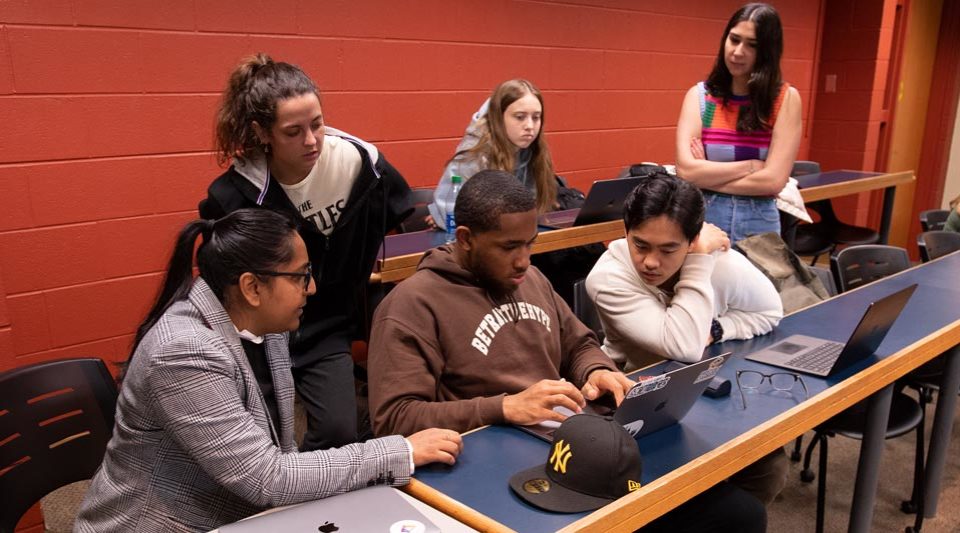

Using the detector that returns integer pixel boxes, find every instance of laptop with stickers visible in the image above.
[519,353,729,441]
[218,485,441,533]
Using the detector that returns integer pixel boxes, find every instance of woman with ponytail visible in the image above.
[675,3,802,243]
[75,209,461,533]
[201,54,413,451]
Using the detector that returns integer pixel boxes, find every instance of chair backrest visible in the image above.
[791,160,821,177]
[919,209,950,232]
[572,280,604,343]
[398,188,436,233]
[0,358,117,533]
[917,230,960,262]
[830,245,911,293]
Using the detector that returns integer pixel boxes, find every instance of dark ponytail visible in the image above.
[130,209,300,359]
[214,53,320,166]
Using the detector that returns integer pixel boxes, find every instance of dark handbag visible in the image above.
[615,163,671,180]
[535,176,605,306]
[555,175,586,210]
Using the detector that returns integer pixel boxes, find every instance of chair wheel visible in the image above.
[790,450,802,462]
[901,500,918,514]
[800,469,815,483]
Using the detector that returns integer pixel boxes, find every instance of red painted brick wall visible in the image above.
[0,0,822,528]
[808,0,899,223]
[0,1,823,380]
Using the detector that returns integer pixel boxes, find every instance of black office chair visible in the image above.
[0,358,118,533]
[829,244,911,293]
[398,188,436,233]
[918,209,950,232]
[917,230,960,262]
[792,162,879,265]
[798,392,924,533]
[782,161,834,264]
[572,279,604,343]
[793,245,922,533]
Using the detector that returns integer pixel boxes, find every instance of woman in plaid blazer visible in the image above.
[75,209,461,532]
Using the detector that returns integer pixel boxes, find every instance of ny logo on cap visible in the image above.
[550,439,572,474]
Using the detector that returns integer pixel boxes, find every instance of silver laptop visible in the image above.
[520,353,728,441]
[746,284,917,377]
[538,176,644,229]
[219,485,441,533]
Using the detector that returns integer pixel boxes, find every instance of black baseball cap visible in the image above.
[508,414,643,513]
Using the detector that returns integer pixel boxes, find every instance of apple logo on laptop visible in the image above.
[318,522,339,533]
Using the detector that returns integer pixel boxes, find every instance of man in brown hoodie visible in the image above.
[367,171,767,532]
[368,170,634,437]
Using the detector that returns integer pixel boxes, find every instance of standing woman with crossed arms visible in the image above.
[201,54,413,450]
[675,3,802,243]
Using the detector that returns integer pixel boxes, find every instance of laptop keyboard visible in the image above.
[785,341,845,373]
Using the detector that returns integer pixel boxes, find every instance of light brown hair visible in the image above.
[214,53,319,166]
[454,79,557,213]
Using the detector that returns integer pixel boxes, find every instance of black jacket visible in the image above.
[199,141,412,367]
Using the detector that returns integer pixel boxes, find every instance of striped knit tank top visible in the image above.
[697,81,789,162]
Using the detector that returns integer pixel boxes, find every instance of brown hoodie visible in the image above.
[368,245,618,436]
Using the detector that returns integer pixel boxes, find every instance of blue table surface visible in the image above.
[381,171,887,262]
[378,210,586,260]
[794,169,883,189]
[414,253,960,532]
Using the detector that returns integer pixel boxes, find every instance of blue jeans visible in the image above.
[703,192,780,244]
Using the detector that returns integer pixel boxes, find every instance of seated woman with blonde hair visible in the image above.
[429,78,557,229]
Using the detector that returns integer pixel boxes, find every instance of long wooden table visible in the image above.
[374,170,915,284]
[402,252,960,532]
[793,169,914,244]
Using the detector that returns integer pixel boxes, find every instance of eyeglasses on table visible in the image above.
[736,370,809,409]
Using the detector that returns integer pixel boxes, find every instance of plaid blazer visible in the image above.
[75,279,411,532]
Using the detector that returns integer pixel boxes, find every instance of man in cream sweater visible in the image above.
[586,175,783,370]
[586,173,787,505]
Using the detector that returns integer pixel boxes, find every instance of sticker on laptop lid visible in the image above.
[390,520,426,533]
[625,375,670,399]
[693,355,726,384]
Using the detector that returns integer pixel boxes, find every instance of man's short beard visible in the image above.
[467,254,518,300]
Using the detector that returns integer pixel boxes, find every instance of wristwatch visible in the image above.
[710,319,724,344]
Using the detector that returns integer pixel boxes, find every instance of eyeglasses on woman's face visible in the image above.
[252,262,313,291]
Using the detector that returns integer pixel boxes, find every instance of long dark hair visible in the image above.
[453,79,557,213]
[131,209,299,358]
[214,53,319,166]
[705,3,784,132]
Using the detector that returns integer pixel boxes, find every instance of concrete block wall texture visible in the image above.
[0,0,823,386]
[0,1,831,529]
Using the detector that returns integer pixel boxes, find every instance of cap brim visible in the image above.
[508,463,613,513]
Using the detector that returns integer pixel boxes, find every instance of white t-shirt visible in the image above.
[279,135,362,236]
